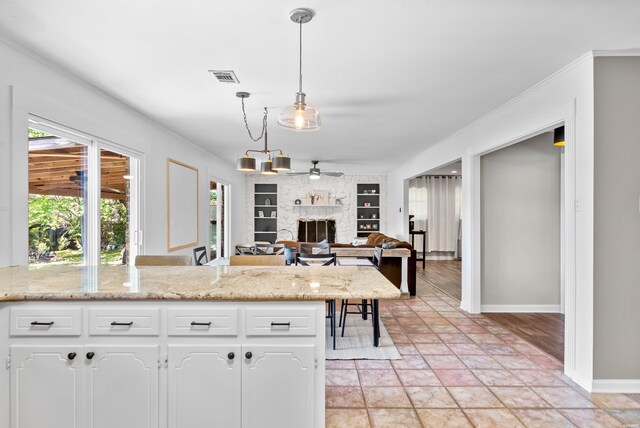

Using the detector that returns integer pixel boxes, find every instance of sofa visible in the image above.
[277,233,417,296]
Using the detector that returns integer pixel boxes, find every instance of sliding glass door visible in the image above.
[100,147,140,265]
[27,117,141,267]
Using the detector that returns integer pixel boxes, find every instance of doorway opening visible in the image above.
[408,159,462,300]
[479,130,564,364]
[209,180,227,259]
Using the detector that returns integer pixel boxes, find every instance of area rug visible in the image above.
[325,316,401,360]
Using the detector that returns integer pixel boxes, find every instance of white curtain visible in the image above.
[409,176,462,256]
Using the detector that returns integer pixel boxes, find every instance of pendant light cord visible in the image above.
[241,98,267,142]
[298,19,303,93]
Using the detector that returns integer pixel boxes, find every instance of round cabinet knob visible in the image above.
[245,351,252,359]
[67,352,76,360]
[86,352,95,360]
[228,352,235,360]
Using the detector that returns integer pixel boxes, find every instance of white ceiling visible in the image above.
[2,0,640,173]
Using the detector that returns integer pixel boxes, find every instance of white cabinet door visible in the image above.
[84,345,159,428]
[168,345,241,428]
[241,345,316,428]
[10,345,83,428]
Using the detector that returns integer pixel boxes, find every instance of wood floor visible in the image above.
[484,312,565,362]
[417,260,565,363]
[417,260,462,300]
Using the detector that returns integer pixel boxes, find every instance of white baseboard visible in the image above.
[481,304,561,313]
[424,255,456,261]
[421,252,457,261]
[569,371,594,393]
[592,379,640,393]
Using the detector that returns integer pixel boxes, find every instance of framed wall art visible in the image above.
[167,158,199,252]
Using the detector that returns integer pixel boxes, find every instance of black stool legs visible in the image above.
[338,298,380,347]
[326,300,336,350]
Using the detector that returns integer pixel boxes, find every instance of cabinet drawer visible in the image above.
[167,308,238,336]
[245,307,316,336]
[89,308,160,336]
[10,308,82,336]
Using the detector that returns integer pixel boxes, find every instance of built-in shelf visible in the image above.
[255,184,278,243]
[357,183,381,237]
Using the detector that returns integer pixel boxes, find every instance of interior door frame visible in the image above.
[464,101,579,385]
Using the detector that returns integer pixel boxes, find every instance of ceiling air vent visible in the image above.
[208,70,240,84]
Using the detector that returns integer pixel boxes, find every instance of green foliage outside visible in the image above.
[29,194,128,264]
[100,197,128,252]
[28,128,51,138]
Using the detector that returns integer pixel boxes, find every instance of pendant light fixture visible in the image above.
[235,92,292,174]
[553,126,565,147]
[277,8,321,132]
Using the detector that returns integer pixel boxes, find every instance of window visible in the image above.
[27,118,141,267]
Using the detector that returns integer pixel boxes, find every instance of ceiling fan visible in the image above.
[286,161,344,180]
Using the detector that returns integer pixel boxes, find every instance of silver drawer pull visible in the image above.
[30,321,54,326]
[271,322,291,327]
[190,321,212,327]
[110,321,133,326]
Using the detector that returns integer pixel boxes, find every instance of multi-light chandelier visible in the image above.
[235,7,319,173]
[235,92,291,174]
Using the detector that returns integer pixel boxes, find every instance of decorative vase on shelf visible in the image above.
[265,198,271,206]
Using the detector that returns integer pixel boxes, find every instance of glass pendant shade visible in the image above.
[237,155,256,171]
[272,154,291,171]
[553,126,565,147]
[260,159,277,175]
[278,105,321,131]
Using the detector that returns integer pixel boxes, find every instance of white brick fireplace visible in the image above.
[244,174,387,244]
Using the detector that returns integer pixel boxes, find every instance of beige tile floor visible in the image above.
[325,286,640,427]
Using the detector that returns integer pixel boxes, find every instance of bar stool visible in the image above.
[339,247,383,346]
[296,252,338,350]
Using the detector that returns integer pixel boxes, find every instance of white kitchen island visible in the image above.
[0,265,400,428]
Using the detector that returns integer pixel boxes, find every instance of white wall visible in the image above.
[593,57,640,385]
[480,132,561,311]
[0,38,245,266]
[387,52,595,389]
[244,174,387,243]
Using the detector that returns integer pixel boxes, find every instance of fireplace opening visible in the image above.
[297,219,336,243]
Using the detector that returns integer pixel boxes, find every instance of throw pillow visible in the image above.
[352,237,368,246]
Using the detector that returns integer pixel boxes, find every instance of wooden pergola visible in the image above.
[29,137,129,200]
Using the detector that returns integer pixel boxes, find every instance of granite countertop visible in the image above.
[0,265,401,302]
